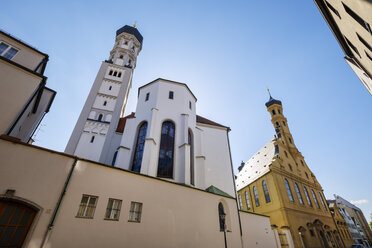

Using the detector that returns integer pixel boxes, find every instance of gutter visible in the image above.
[41,158,77,247]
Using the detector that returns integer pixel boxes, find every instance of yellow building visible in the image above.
[328,200,354,247]
[236,95,342,248]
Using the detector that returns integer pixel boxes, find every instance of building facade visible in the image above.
[314,0,372,94]
[236,95,340,248]
[0,30,55,143]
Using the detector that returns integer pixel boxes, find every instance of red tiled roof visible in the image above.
[116,112,135,133]
[196,115,228,129]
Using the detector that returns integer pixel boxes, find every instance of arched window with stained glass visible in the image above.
[157,121,175,178]
[262,180,271,203]
[131,122,148,173]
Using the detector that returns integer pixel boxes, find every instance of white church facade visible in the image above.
[0,25,279,247]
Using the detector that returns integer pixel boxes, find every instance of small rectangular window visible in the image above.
[105,198,122,220]
[90,136,95,143]
[189,101,192,109]
[76,195,98,218]
[0,42,9,54]
[109,86,112,90]
[169,91,174,99]
[344,36,360,57]
[128,202,142,222]
[325,1,341,19]
[145,92,150,101]
[343,3,371,34]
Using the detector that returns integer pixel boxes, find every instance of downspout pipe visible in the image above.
[41,157,77,247]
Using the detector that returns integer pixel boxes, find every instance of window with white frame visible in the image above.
[105,198,122,220]
[128,202,142,222]
[0,42,18,60]
[76,194,98,218]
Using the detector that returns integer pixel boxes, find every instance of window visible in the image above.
[326,1,341,19]
[245,191,251,210]
[157,121,175,178]
[343,3,371,33]
[124,41,128,45]
[189,101,192,110]
[131,122,148,173]
[103,101,107,106]
[284,151,288,158]
[262,180,271,203]
[76,195,98,218]
[145,92,150,101]
[169,91,174,99]
[98,114,103,122]
[284,179,294,202]
[318,192,328,211]
[310,229,315,237]
[188,129,194,185]
[128,202,142,222]
[118,72,122,77]
[344,36,361,57]
[109,86,112,90]
[253,186,260,207]
[311,190,320,209]
[238,195,243,210]
[366,51,372,62]
[303,186,313,207]
[109,70,113,75]
[128,59,132,66]
[282,121,286,126]
[278,109,281,114]
[113,71,117,76]
[288,164,293,171]
[218,203,226,231]
[288,137,292,144]
[357,33,372,52]
[105,199,122,220]
[0,42,18,60]
[272,110,276,115]
[294,183,304,204]
[111,150,118,166]
[300,160,304,166]
[119,55,123,59]
[275,122,279,127]
[275,144,279,155]
[305,172,309,179]
[90,136,95,143]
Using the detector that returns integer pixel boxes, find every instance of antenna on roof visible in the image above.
[133,21,137,28]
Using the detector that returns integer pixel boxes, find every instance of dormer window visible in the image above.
[169,91,174,99]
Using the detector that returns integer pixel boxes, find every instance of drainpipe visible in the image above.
[41,158,77,247]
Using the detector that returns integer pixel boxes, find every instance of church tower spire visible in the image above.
[265,94,299,157]
[65,25,143,163]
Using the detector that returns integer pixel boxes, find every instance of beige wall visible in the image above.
[0,60,42,134]
[0,33,46,72]
[0,138,74,248]
[240,211,279,248]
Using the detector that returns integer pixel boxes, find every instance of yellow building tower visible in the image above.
[236,94,342,248]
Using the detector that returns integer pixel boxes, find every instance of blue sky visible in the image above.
[2,1,371,221]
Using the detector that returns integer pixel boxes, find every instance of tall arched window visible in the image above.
[284,179,294,202]
[218,203,226,231]
[238,195,243,210]
[157,121,175,178]
[131,122,148,173]
[97,114,103,122]
[262,180,271,203]
[253,186,260,207]
[311,189,320,209]
[245,191,251,210]
[294,183,304,204]
[188,129,194,185]
[303,186,313,207]
[318,192,328,211]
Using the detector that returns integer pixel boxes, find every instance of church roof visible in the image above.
[116,25,143,45]
[235,139,276,191]
[196,115,228,129]
[265,96,282,108]
[116,112,135,133]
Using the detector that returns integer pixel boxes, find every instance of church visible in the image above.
[0,25,279,247]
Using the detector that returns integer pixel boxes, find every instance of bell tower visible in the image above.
[65,25,143,163]
[265,92,299,157]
